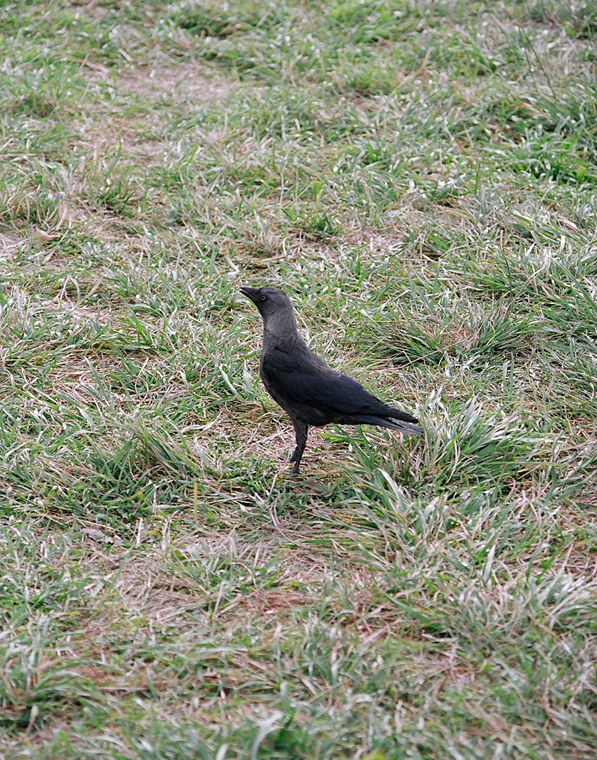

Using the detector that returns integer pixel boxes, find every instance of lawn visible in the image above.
[1,0,597,758]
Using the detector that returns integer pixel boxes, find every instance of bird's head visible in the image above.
[239,286,297,336]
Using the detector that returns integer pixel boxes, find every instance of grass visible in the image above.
[0,0,596,757]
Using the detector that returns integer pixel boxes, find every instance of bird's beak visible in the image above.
[239,285,260,303]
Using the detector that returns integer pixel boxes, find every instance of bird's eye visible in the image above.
[259,295,267,302]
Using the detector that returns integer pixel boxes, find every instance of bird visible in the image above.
[240,285,423,474]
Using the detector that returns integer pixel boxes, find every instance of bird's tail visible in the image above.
[386,408,419,424]
[357,415,424,436]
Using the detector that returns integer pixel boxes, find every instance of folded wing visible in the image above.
[261,350,420,426]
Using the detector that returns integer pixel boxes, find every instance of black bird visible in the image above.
[240,286,423,474]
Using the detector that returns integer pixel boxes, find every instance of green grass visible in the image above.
[1,0,597,757]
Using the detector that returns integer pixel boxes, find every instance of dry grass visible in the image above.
[1,0,597,758]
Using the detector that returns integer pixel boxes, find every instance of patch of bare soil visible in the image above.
[0,230,28,259]
[85,61,238,105]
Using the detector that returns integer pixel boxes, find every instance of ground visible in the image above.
[1,1,597,758]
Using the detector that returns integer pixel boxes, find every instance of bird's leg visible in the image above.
[289,420,308,474]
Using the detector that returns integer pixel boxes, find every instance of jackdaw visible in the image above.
[240,286,423,474]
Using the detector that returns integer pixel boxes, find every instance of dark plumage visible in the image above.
[240,286,423,474]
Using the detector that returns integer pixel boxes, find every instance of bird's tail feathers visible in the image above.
[358,415,424,436]
[386,408,419,424]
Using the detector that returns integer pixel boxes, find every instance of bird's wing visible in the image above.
[262,351,389,416]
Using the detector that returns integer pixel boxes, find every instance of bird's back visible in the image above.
[260,336,417,427]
